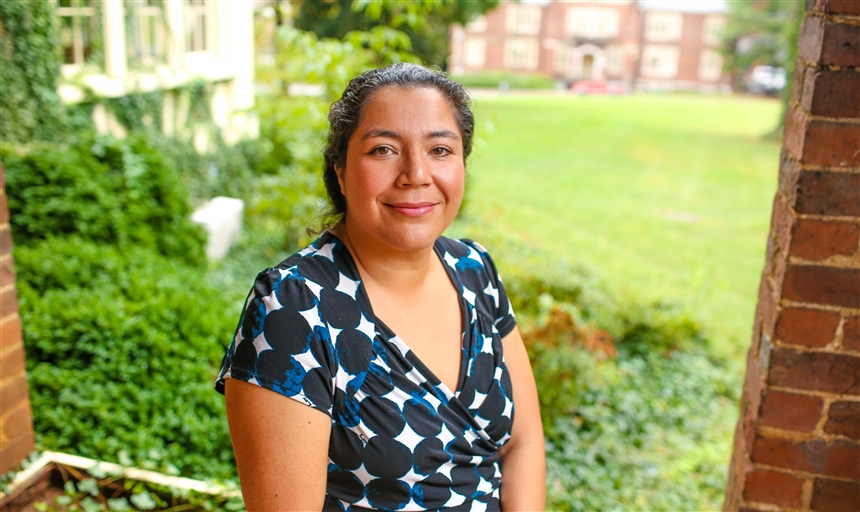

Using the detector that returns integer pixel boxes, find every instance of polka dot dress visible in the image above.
[215,232,517,511]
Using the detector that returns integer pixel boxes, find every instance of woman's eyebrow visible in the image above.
[361,129,399,141]
[427,130,460,141]
[359,129,460,141]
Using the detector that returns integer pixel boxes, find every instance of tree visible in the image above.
[722,0,804,135]
[294,0,499,68]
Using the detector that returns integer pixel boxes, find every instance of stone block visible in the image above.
[191,197,245,261]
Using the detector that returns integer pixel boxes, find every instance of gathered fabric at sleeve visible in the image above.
[214,265,336,416]
[458,239,517,338]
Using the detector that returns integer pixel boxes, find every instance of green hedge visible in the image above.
[16,238,240,481]
[2,134,206,267]
[449,71,557,90]
[4,132,245,481]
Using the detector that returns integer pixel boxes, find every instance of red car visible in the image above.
[570,80,629,95]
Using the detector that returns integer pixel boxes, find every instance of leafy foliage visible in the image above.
[16,237,241,482]
[449,71,557,90]
[294,0,498,68]
[532,344,737,511]
[3,134,207,267]
[0,0,68,143]
[722,0,803,131]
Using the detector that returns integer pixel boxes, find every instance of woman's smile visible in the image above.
[385,201,438,217]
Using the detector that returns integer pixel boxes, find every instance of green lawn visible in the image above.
[464,92,782,360]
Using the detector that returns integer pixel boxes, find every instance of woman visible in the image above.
[216,63,546,511]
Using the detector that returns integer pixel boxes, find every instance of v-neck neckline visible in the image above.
[323,231,471,395]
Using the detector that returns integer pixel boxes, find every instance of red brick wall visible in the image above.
[0,163,35,474]
[724,1,860,510]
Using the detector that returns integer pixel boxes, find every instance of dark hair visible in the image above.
[321,63,474,223]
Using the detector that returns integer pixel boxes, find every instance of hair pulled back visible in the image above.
[322,63,474,224]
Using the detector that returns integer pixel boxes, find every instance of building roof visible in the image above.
[640,0,728,14]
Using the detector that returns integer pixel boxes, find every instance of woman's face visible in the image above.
[337,86,465,254]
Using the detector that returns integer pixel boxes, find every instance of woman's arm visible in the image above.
[498,326,546,511]
[225,379,332,511]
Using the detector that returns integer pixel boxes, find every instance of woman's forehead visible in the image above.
[354,86,459,135]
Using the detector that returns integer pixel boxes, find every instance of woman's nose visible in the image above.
[396,150,432,187]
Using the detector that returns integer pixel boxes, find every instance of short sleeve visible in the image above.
[214,267,335,416]
[462,240,517,338]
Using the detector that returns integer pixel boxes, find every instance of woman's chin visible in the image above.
[372,223,448,254]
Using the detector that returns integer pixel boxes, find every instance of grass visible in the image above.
[463,92,782,361]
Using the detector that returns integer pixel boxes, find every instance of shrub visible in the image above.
[449,71,557,90]
[3,133,206,267]
[15,237,242,481]
[530,343,737,511]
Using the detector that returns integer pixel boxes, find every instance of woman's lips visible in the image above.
[386,202,437,217]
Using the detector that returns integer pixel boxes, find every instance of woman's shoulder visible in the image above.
[253,231,352,292]
[438,235,515,334]
[436,235,500,275]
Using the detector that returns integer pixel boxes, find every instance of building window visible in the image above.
[57,0,99,67]
[127,0,166,68]
[465,14,487,33]
[555,44,573,75]
[703,15,726,46]
[644,12,682,43]
[605,45,623,76]
[566,7,619,39]
[464,36,486,67]
[506,4,541,35]
[698,50,723,81]
[505,37,539,70]
[641,45,679,78]
[185,0,210,52]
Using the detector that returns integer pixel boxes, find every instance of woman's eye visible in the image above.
[370,146,393,156]
[431,147,451,156]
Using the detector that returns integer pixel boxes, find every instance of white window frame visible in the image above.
[555,44,573,75]
[506,4,541,36]
[641,44,679,79]
[464,36,486,68]
[184,0,212,54]
[702,15,726,46]
[126,0,167,69]
[504,37,539,70]
[644,12,682,43]
[605,45,623,77]
[56,0,99,70]
[465,14,487,33]
[698,50,723,82]
[566,7,619,39]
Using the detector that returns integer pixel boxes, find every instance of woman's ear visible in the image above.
[335,165,346,196]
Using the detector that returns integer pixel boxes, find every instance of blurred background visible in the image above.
[1,0,803,510]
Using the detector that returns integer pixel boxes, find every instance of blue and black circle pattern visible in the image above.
[215,232,517,511]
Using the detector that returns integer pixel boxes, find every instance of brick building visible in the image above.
[723,0,860,510]
[448,0,731,92]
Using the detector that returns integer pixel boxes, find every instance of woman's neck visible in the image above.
[332,220,438,293]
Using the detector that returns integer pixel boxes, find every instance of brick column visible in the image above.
[0,163,35,474]
[724,1,860,511]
